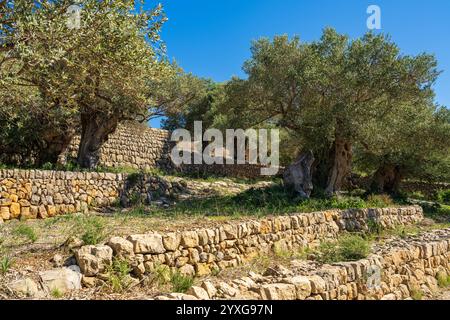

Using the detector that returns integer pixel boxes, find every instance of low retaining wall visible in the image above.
[0,169,191,222]
[74,206,423,279]
[62,121,173,171]
[163,228,450,300]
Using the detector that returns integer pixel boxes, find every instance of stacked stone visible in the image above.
[62,121,172,170]
[0,169,123,221]
[155,228,450,300]
[74,206,424,280]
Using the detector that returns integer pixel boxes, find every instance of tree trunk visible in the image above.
[283,150,315,198]
[35,129,75,166]
[77,112,119,169]
[370,164,403,195]
[324,136,352,197]
[313,136,353,197]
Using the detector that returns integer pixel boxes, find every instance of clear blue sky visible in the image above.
[146,0,450,128]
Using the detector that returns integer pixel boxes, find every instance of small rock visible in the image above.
[10,278,42,298]
[201,281,218,298]
[167,293,198,300]
[218,282,238,297]
[108,237,135,258]
[51,254,64,268]
[179,264,195,277]
[187,286,210,300]
[127,234,165,254]
[75,245,113,276]
[64,236,84,251]
[39,267,82,293]
[81,276,98,288]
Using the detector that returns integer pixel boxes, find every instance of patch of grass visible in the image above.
[367,218,384,236]
[13,224,38,243]
[410,288,423,300]
[106,259,133,293]
[388,225,422,239]
[315,234,371,264]
[152,263,171,286]
[50,288,63,298]
[436,272,450,288]
[148,183,398,218]
[316,241,342,264]
[170,271,194,293]
[78,216,106,245]
[367,194,394,207]
[1,256,12,275]
[338,234,370,261]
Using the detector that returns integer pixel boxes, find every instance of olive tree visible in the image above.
[1,0,169,168]
[225,29,440,196]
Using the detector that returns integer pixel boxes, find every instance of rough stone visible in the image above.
[39,267,82,293]
[75,245,113,276]
[108,237,135,258]
[128,234,165,254]
[187,286,210,300]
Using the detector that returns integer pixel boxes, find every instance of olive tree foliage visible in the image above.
[355,104,450,193]
[161,80,225,132]
[223,29,440,196]
[0,0,172,168]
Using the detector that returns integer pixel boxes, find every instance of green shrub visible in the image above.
[1,256,12,275]
[13,224,38,243]
[410,288,423,300]
[436,272,450,288]
[338,235,370,261]
[50,288,63,298]
[106,259,133,293]
[80,217,106,245]
[367,218,384,235]
[316,234,371,264]
[152,263,171,285]
[316,241,342,264]
[41,162,54,170]
[170,271,194,293]
[367,194,394,207]
[436,189,450,205]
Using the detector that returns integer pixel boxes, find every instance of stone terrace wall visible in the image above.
[75,206,423,278]
[0,169,198,222]
[163,228,450,300]
[0,169,123,221]
[62,121,173,170]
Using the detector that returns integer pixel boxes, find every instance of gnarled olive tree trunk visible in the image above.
[370,164,403,195]
[36,128,75,166]
[313,136,353,197]
[283,150,315,198]
[76,112,119,169]
[324,136,353,196]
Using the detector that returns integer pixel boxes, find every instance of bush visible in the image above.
[338,235,370,261]
[316,241,342,264]
[170,271,194,293]
[316,234,371,264]
[436,189,450,205]
[436,272,450,288]
[106,259,133,293]
[1,257,12,275]
[80,217,106,245]
[367,194,394,207]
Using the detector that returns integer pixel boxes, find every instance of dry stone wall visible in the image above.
[0,169,190,222]
[62,121,275,179]
[161,228,450,300]
[62,121,173,170]
[75,206,424,279]
[0,169,122,221]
